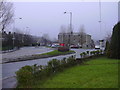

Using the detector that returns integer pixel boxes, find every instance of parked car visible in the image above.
[95,45,100,49]
[47,44,52,47]
[70,45,79,48]
[51,44,56,48]
[51,44,60,48]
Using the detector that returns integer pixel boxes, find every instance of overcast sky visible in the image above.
[13,2,118,40]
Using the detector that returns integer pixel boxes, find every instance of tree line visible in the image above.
[0,0,53,50]
[105,22,120,59]
[1,30,35,50]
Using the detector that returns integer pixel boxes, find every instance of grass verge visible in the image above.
[41,50,75,56]
[28,57,119,88]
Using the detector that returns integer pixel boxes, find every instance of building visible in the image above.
[58,32,94,48]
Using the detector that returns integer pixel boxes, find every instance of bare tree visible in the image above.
[79,25,86,47]
[0,0,14,32]
[13,28,23,34]
[105,32,111,42]
[42,33,50,41]
[41,33,51,45]
[60,25,66,33]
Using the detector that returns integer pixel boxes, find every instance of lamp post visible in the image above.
[64,11,72,47]
[13,17,22,48]
[64,12,72,33]
[99,0,102,39]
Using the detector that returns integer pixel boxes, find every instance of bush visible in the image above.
[43,65,53,77]
[60,58,67,68]
[32,64,42,79]
[66,56,76,67]
[47,60,54,75]
[106,49,111,58]
[52,59,61,72]
[96,50,99,55]
[58,47,69,52]
[16,65,34,86]
[16,54,94,87]
[92,51,96,55]
[90,51,93,56]
[86,51,89,56]
[47,59,62,73]
[100,50,103,54]
[80,53,83,58]
[82,52,87,58]
[16,57,78,86]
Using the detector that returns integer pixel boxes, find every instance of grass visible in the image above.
[1,46,13,51]
[32,57,119,88]
[41,50,75,56]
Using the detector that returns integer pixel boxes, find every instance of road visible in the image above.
[2,46,54,63]
[2,47,94,88]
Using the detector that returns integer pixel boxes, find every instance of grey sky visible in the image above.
[13,2,118,40]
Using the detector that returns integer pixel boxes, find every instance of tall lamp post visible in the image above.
[64,12,72,33]
[98,0,103,49]
[13,17,22,48]
[99,0,101,31]
[64,11,73,47]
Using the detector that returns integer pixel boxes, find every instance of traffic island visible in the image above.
[2,50,75,64]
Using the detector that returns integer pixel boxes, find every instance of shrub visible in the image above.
[80,53,83,58]
[86,51,89,56]
[47,59,62,73]
[71,55,76,59]
[43,65,53,77]
[47,60,54,74]
[100,50,103,54]
[82,52,87,58]
[32,64,43,79]
[106,49,112,58]
[92,51,96,56]
[58,47,69,52]
[60,58,67,68]
[52,59,61,72]
[16,65,34,86]
[66,56,76,67]
[90,51,93,56]
[96,50,100,55]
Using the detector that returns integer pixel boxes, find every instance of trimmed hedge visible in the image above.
[16,50,104,87]
[80,50,104,58]
[16,55,78,87]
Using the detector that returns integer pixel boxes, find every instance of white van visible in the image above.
[95,45,100,49]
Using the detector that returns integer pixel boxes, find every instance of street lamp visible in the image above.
[12,17,22,48]
[64,12,72,33]
[64,11,73,47]
[99,0,102,38]
[25,27,30,34]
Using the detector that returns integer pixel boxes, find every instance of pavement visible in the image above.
[2,76,17,88]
